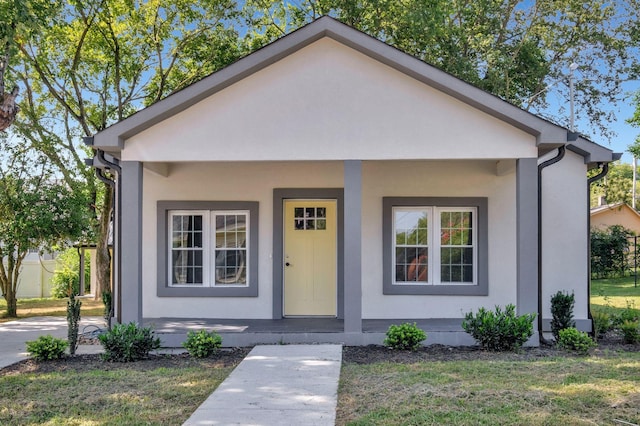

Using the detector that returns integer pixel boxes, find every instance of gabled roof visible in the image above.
[91,16,618,165]
[591,202,640,218]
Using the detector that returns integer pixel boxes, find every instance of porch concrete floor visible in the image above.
[143,318,465,334]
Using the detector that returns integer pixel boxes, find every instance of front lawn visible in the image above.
[337,353,640,425]
[592,276,640,315]
[0,352,247,426]
[0,297,104,323]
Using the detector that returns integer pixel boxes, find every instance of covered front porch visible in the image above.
[143,317,475,347]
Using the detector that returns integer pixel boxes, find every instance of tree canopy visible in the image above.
[1,0,637,304]
[0,142,89,317]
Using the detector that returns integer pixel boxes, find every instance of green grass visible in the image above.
[591,276,640,315]
[0,297,104,323]
[337,354,640,425]
[0,360,234,425]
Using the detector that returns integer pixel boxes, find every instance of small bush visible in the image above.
[98,322,161,362]
[557,327,596,355]
[612,303,640,327]
[26,335,68,361]
[619,320,640,344]
[462,304,535,352]
[592,311,611,342]
[51,248,90,298]
[384,323,427,351]
[67,294,82,355]
[182,330,223,358]
[550,291,575,341]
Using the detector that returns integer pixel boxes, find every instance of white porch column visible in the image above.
[516,159,539,318]
[120,161,143,324]
[344,160,362,333]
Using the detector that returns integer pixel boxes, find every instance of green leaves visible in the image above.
[249,0,637,141]
[462,304,536,351]
[26,335,68,361]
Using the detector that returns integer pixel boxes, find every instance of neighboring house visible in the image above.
[591,202,640,235]
[87,17,619,346]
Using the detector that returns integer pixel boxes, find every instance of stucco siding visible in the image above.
[123,38,536,163]
[142,161,345,318]
[541,150,589,321]
[143,159,518,319]
[361,160,517,318]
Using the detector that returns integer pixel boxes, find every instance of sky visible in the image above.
[598,79,640,164]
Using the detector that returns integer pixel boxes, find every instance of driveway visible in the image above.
[0,316,105,368]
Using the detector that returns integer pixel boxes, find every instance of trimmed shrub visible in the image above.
[592,311,611,342]
[619,320,640,344]
[384,322,427,351]
[26,335,68,361]
[182,330,223,358]
[557,327,596,355]
[67,293,82,355]
[98,322,161,362]
[462,304,535,352]
[550,291,575,341]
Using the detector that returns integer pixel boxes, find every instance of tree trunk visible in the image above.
[5,288,17,317]
[0,251,23,318]
[0,87,19,132]
[95,185,113,301]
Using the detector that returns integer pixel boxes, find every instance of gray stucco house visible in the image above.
[87,17,619,347]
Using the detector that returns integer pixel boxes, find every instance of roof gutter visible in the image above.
[538,145,566,345]
[586,163,609,327]
[84,137,123,326]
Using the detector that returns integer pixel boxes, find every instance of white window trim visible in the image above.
[391,206,478,286]
[167,209,250,288]
[211,210,250,287]
[168,210,209,287]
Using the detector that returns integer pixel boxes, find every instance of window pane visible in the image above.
[451,266,462,282]
[305,207,314,218]
[307,219,315,230]
[295,219,304,230]
[172,232,183,248]
[192,215,202,231]
[193,231,202,248]
[316,219,326,230]
[317,208,326,218]
[215,249,247,284]
[463,265,473,282]
[294,208,304,218]
[395,210,428,234]
[441,265,450,282]
[417,228,427,245]
[463,247,473,264]
[396,265,407,282]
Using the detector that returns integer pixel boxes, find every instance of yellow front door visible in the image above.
[284,200,337,316]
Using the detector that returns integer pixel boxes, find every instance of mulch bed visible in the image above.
[1,333,638,376]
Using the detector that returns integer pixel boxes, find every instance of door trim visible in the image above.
[273,188,344,319]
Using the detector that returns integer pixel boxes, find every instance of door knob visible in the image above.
[285,262,292,267]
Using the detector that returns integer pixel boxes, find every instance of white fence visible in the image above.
[1,258,57,298]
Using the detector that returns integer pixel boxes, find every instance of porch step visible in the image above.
[183,344,342,426]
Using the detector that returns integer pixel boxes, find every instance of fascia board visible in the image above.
[567,137,619,165]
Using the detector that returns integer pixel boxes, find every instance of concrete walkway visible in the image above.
[0,316,105,368]
[183,344,343,426]
[1,319,343,425]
